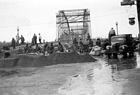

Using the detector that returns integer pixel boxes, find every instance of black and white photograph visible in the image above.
[0,0,140,95]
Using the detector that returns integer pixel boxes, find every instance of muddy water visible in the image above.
[0,53,139,95]
[58,52,140,95]
[0,63,86,95]
[58,58,127,95]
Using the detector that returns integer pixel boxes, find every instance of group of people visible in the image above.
[32,33,42,45]
[95,28,116,49]
[11,33,42,49]
[24,41,64,55]
[72,35,93,53]
[11,35,25,49]
[10,27,138,58]
[45,42,64,54]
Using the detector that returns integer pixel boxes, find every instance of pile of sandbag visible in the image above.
[16,52,96,67]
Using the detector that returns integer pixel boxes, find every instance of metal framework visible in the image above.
[56,9,91,43]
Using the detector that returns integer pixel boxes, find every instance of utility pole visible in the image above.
[16,26,20,45]
[136,0,140,53]
[136,0,140,38]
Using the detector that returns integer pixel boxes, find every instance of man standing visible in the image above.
[20,35,25,44]
[108,28,116,44]
[34,34,37,44]
[39,33,42,44]
[96,38,101,47]
[58,42,64,52]
[11,38,16,49]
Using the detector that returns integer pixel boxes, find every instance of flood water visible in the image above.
[58,53,140,95]
[0,53,140,95]
[58,60,124,95]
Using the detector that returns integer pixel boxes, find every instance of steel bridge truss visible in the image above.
[56,9,91,43]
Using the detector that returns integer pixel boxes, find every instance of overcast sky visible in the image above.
[0,0,139,42]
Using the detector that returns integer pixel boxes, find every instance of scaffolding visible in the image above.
[56,9,91,43]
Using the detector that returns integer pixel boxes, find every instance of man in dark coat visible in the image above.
[58,42,64,52]
[20,35,25,44]
[96,38,101,47]
[108,28,116,45]
[34,34,37,44]
[11,38,16,49]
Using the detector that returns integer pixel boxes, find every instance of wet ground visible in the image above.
[0,53,140,95]
[58,53,140,95]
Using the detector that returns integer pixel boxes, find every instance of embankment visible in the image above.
[0,52,96,68]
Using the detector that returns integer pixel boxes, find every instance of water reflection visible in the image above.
[58,59,125,95]
[136,53,140,68]
[107,56,137,71]
[58,54,139,95]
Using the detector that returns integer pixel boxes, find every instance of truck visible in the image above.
[105,34,137,59]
